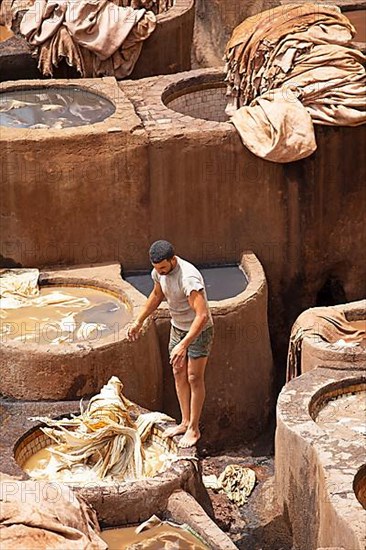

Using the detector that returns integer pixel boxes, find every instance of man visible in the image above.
[127,240,214,448]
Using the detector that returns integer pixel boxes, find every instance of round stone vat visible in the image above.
[1,86,115,129]
[296,300,366,376]
[276,369,366,550]
[126,252,274,452]
[163,75,229,122]
[0,264,163,408]
[0,0,194,82]
[0,399,212,528]
[354,464,366,510]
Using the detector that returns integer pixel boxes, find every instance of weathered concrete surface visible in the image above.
[300,300,366,374]
[275,369,366,550]
[0,399,213,527]
[0,0,194,82]
[0,263,163,408]
[166,490,237,550]
[151,252,274,452]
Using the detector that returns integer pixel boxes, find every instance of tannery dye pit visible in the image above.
[125,265,248,301]
[0,286,131,345]
[0,87,115,128]
[101,523,209,550]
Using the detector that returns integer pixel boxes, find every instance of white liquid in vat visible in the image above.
[0,87,115,128]
[316,390,366,440]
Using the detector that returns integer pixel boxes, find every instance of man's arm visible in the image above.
[127,282,164,341]
[170,290,209,366]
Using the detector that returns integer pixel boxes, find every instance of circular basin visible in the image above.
[163,79,229,123]
[12,415,203,526]
[0,87,115,129]
[0,273,163,406]
[0,285,131,346]
[315,388,366,441]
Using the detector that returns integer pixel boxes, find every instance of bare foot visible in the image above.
[162,423,188,439]
[178,428,200,448]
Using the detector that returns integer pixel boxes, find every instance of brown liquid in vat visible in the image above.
[101,524,209,549]
[346,10,366,43]
[0,286,132,345]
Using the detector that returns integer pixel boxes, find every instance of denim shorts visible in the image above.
[169,324,214,359]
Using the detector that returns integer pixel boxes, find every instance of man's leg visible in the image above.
[178,355,208,448]
[163,357,191,438]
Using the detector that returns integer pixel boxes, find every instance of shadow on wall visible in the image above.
[316,274,347,307]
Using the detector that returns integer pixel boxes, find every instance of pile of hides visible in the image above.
[287,306,366,381]
[0,0,156,77]
[32,376,174,481]
[0,268,40,309]
[0,473,107,549]
[224,3,366,162]
[203,464,256,506]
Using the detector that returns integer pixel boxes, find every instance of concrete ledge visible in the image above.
[275,367,366,550]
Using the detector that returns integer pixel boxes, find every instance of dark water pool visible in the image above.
[125,265,248,301]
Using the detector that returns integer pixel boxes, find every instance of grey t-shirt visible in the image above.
[151,256,213,331]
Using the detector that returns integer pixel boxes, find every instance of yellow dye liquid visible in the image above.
[101,524,209,549]
[23,441,174,484]
[1,286,132,345]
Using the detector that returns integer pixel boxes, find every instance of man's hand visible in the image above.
[127,320,143,342]
[170,341,188,369]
